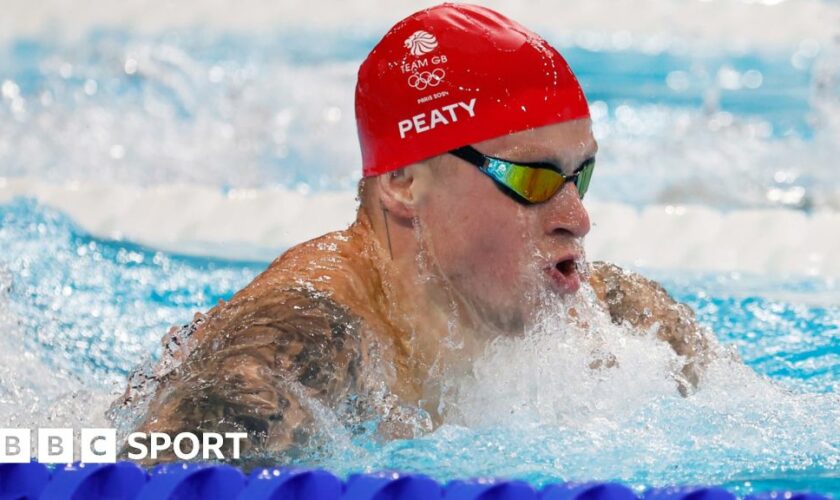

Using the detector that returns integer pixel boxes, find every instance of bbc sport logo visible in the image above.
[0,428,247,463]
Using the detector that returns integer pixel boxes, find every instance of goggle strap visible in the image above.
[450,146,488,169]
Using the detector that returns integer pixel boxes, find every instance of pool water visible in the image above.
[1,1,839,496]
[1,26,838,209]
[1,199,837,495]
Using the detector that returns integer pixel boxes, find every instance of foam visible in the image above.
[3,177,839,276]
[316,283,840,485]
[0,266,114,436]
[1,0,838,51]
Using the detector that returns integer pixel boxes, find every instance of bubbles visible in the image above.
[317,277,840,490]
[717,66,743,90]
[0,31,362,189]
[792,39,822,70]
[83,79,98,96]
[446,284,686,429]
[1,80,21,99]
[123,58,138,75]
[742,69,764,89]
[0,199,262,380]
[323,106,342,123]
[0,262,110,443]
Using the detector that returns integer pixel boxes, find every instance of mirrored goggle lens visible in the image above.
[574,158,595,199]
[485,158,565,203]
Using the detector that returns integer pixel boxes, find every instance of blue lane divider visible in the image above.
[541,482,638,500]
[446,478,538,500]
[39,462,146,500]
[344,471,442,500]
[0,462,50,500]
[137,462,246,500]
[239,467,343,500]
[643,486,735,500]
[0,461,832,500]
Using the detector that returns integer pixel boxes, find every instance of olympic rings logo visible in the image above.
[407,69,445,90]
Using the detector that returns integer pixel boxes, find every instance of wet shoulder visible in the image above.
[269,227,371,280]
[111,285,368,461]
[115,285,366,410]
[192,285,364,369]
[247,225,385,318]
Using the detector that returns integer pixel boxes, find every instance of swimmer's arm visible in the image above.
[588,261,726,392]
[127,290,361,464]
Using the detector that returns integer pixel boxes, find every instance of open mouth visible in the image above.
[555,257,577,278]
[546,255,582,294]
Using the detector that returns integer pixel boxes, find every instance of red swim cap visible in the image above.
[355,3,590,177]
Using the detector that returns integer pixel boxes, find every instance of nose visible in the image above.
[542,181,591,238]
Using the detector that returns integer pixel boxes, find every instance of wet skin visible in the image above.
[113,119,717,464]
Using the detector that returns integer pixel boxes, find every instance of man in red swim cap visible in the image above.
[114,3,717,463]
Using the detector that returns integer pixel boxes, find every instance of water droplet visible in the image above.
[83,79,98,96]
[1,80,20,99]
[124,58,138,75]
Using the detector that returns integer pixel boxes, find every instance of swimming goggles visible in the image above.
[449,145,595,205]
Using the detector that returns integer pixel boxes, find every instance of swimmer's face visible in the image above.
[414,119,595,330]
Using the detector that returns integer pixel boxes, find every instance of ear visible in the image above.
[375,166,422,219]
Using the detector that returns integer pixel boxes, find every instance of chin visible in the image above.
[466,293,529,334]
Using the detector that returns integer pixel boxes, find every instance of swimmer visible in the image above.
[111,4,719,464]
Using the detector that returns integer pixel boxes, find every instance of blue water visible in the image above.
[0,199,262,377]
[1,29,834,209]
[2,199,837,392]
[1,199,838,495]
[0,30,815,135]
